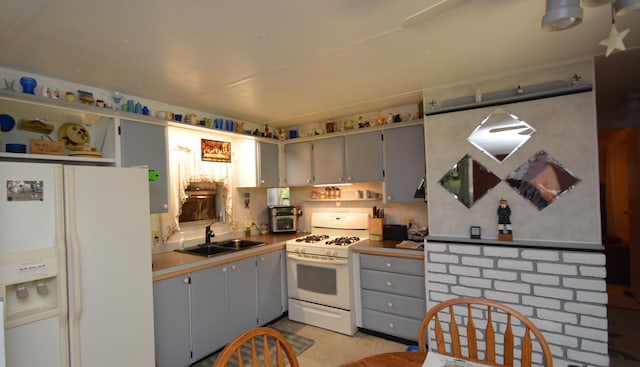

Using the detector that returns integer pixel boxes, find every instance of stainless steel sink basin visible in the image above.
[215,239,264,249]
[175,240,264,257]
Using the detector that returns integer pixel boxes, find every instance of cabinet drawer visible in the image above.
[359,254,424,276]
[360,269,425,298]
[361,308,422,341]
[361,289,425,320]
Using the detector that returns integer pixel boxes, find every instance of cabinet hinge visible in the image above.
[382,169,386,178]
[381,133,384,142]
[118,125,121,135]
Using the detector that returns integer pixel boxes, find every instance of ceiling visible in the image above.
[1,0,639,128]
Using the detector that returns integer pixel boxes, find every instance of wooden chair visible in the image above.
[212,327,300,367]
[418,298,553,367]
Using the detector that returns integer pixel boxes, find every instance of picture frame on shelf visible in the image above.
[201,139,231,163]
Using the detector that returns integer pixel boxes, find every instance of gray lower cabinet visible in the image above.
[153,275,191,367]
[382,124,425,203]
[119,119,169,213]
[359,254,426,341]
[153,250,285,366]
[227,257,259,340]
[191,264,228,362]
[257,250,283,324]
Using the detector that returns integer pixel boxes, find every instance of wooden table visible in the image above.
[338,351,427,367]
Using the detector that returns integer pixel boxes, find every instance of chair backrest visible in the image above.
[212,327,300,367]
[418,297,553,367]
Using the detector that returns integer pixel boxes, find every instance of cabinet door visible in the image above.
[383,125,425,203]
[153,275,191,367]
[284,141,313,186]
[257,251,283,325]
[313,137,345,184]
[345,131,383,183]
[227,257,258,340]
[120,119,169,213]
[258,141,279,187]
[191,264,228,361]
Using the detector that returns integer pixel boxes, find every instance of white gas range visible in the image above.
[285,212,369,335]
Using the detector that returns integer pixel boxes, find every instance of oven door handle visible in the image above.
[287,252,349,265]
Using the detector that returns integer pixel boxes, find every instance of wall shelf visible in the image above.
[425,80,592,116]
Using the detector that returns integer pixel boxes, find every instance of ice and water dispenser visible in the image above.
[1,249,64,329]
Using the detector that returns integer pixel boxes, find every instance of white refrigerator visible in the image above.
[0,162,155,367]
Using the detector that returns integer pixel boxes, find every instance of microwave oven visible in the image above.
[268,206,297,233]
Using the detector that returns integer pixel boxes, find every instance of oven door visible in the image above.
[286,252,351,310]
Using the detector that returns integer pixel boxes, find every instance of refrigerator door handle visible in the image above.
[65,167,83,366]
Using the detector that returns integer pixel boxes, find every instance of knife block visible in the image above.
[369,218,385,241]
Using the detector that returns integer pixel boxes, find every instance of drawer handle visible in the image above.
[386,263,392,268]
[388,323,395,329]
[386,281,392,287]
[387,302,393,308]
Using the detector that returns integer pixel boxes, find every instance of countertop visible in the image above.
[152,234,425,281]
[152,233,301,281]
[351,239,425,260]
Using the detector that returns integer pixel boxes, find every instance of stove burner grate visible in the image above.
[325,236,361,246]
[295,234,330,243]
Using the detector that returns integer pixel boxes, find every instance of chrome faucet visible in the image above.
[205,224,215,245]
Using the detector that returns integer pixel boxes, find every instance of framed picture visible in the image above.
[470,226,481,239]
[201,139,231,163]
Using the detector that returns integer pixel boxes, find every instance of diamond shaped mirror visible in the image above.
[505,150,581,210]
[467,108,537,163]
[438,154,501,208]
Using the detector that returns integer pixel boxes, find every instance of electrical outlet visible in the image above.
[151,228,159,243]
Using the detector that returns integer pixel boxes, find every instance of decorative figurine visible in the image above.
[497,198,513,241]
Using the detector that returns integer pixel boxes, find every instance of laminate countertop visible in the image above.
[152,233,301,281]
[152,235,425,281]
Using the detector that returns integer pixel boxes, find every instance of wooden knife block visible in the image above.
[369,218,385,241]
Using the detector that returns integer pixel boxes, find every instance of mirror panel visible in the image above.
[505,150,581,210]
[467,108,537,163]
[438,154,501,208]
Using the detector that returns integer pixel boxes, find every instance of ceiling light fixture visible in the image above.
[541,0,583,31]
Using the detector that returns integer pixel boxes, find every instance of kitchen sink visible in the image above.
[175,240,264,257]
[214,240,264,249]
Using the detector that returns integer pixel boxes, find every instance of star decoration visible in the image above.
[599,23,630,57]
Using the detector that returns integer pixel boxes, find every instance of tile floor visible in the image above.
[270,286,640,367]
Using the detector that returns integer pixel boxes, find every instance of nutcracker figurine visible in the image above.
[497,198,513,241]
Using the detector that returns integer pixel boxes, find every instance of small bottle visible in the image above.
[179,232,185,249]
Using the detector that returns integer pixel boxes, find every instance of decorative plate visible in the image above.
[58,122,90,148]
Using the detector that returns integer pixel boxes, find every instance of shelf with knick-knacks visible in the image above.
[0,89,117,165]
[303,188,382,202]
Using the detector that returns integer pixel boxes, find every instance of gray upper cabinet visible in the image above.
[258,141,279,187]
[119,119,169,213]
[285,141,313,186]
[313,137,345,185]
[383,124,425,203]
[257,250,283,325]
[153,275,191,367]
[190,264,228,362]
[345,131,383,183]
